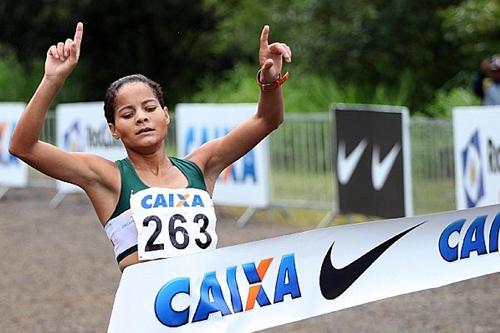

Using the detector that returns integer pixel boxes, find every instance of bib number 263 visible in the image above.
[141,213,213,258]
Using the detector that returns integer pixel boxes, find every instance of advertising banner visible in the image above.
[175,104,270,208]
[0,103,28,188]
[108,204,500,332]
[56,102,126,192]
[334,104,412,218]
[453,106,500,209]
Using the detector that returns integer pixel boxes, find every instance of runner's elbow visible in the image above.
[270,115,284,130]
[8,141,30,159]
[8,142,20,157]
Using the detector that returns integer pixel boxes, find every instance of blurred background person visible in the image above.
[473,55,500,105]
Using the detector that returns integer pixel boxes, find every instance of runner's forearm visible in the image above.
[9,76,64,155]
[257,87,284,130]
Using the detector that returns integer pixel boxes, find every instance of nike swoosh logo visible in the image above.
[319,222,425,300]
[337,139,368,185]
[371,143,401,191]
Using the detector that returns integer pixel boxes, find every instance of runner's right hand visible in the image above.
[45,22,83,83]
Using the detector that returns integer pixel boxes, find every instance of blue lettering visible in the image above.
[192,272,231,322]
[489,213,500,252]
[155,278,190,327]
[439,219,465,262]
[155,253,302,327]
[274,254,302,303]
[242,262,271,308]
[461,215,487,259]
[242,151,257,182]
[141,194,153,209]
[200,127,209,146]
[191,194,204,207]
[439,214,500,262]
[183,127,195,156]
[154,194,168,208]
[183,126,231,156]
[0,122,19,165]
[242,262,261,283]
[226,266,243,313]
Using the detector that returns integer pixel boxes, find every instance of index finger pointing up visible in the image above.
[74,22,84,58]
[260,25,269,49]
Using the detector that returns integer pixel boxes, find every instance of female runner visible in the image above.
[9,22,292,271]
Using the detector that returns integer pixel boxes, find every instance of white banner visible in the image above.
[175,104,270,208]
[453,106,500,209]
[0,103,28,188]
[108,204,500,332]
[56,102,126,192]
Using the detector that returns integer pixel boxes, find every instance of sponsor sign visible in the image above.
[334,104,412,218]
[108,204,500,332]
[175,104,270,208]
[453,106,500,209]
[56,102,126,192]
[0,103,28,188]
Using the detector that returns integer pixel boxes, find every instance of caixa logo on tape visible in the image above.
[439,213,500,262]
[154,254,301,327]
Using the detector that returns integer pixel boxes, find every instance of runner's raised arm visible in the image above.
[187,25,292,193]
[9,23,114,190]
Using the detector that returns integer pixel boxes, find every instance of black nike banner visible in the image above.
[334,104,412,218]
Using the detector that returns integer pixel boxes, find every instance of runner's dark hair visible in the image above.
[104,74,165,124]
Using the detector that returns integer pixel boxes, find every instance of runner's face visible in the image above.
[111,82,169,151]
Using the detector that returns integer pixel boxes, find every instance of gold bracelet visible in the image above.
[256,69,289,92]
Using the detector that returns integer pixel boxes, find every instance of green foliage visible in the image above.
[421,86,480,118]
[79,0,221,104]
[0,46,84,104]
[0,53,35,102]
[0,0,491,118]
[0,0,222,106]
[192,65,259,103]
[442,0,500,61]
[192,65,414,113]
[204,0,463,113]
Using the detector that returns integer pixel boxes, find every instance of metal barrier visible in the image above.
[410,118,455,214]
[41,111,56,145]
[269,113,334,210]
[270,114,455,215]
[37,111,456,216]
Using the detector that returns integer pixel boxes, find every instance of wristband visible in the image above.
[256,69,289,92]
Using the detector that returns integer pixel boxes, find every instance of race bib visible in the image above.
[130,188,217,260]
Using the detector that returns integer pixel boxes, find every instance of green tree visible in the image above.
[0,0,223,106]
[442,0,500,67]
[205,0,465,113]
[79,0,221,104]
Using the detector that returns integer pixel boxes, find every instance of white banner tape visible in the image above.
[108,204,500,332]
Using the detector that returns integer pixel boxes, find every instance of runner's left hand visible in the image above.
[258,25,292,83]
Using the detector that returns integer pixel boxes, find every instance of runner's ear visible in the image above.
[164,107,170,125]
[108,123,119,139]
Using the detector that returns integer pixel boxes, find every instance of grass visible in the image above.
[412,177,455,215]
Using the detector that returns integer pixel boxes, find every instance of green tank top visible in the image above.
[109,157,207,221]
